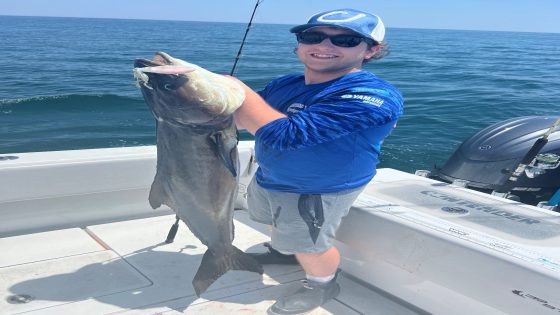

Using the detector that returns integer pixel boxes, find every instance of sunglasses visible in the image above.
[296,32,376,48]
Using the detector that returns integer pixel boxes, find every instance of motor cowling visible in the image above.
[431,116,560,205]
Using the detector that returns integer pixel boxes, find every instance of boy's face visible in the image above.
[295,26,378,80]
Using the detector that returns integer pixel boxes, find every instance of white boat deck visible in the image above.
[0,212,418,315]
[1,144,560,314]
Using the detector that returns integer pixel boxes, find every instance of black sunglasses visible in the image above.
[296,32,376,48]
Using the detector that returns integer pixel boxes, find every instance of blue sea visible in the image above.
[1,16,559,172]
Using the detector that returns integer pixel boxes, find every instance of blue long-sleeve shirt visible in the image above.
[254,71,403,193]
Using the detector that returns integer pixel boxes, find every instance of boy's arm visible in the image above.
[229,77,286,135]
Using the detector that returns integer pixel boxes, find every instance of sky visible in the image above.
[1,0,559,34]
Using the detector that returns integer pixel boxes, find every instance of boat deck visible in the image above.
[0,212,418,315]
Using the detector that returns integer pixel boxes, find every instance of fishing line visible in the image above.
[230,0,264,76]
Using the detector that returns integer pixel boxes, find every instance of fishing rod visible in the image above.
[494,116,560,198]
[230,0,264,76]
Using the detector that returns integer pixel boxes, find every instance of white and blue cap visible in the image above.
[290,8,385,43]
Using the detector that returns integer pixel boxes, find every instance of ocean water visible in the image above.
[1,16,559,172]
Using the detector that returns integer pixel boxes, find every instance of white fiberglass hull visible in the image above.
[1,142,559,314]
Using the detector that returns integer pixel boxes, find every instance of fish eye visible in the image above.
[161,76,188,91]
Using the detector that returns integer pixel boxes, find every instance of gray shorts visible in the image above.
[247,177,364,254]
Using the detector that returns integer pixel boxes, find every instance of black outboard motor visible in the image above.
[430,116,560,206]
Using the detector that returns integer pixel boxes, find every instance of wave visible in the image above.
[0,94,145,112]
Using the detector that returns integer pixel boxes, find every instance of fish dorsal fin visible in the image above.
[210,130,238,177]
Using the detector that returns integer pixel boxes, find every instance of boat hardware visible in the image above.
[414,170,431,177]
[451,179,469,188]
[524,153,560,178]
[493,116,560,199]
[6,294,34,304]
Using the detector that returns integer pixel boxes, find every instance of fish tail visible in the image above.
[192,246,264,296]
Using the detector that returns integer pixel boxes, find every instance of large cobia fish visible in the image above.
[133,52,263,296]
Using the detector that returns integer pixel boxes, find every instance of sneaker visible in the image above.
[248,243,298,265]
[268,273,341,315]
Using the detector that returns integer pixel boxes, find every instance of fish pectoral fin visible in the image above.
[192,246,263,296]
[210,131,239,177]
[148,178,166,209]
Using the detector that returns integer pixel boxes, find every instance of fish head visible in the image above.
[133,52,245,126]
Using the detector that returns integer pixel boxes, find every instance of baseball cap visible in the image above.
[290,8,385,43]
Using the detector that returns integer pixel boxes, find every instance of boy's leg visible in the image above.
[263,186,364,314]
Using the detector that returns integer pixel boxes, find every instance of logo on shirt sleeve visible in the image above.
[340,94,385,107]
[287,103,307,114]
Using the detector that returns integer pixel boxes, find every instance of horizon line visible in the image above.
[1,14,559,35]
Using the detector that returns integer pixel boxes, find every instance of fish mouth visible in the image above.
[133,52,193,90]
[134,52,173,68]
[134,58,160,68]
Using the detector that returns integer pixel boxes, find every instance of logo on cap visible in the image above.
[317,11,366,23]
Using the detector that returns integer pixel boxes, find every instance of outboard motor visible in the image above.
[429,116,560,206]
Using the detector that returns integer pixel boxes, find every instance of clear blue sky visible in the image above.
[1,0,559,33]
